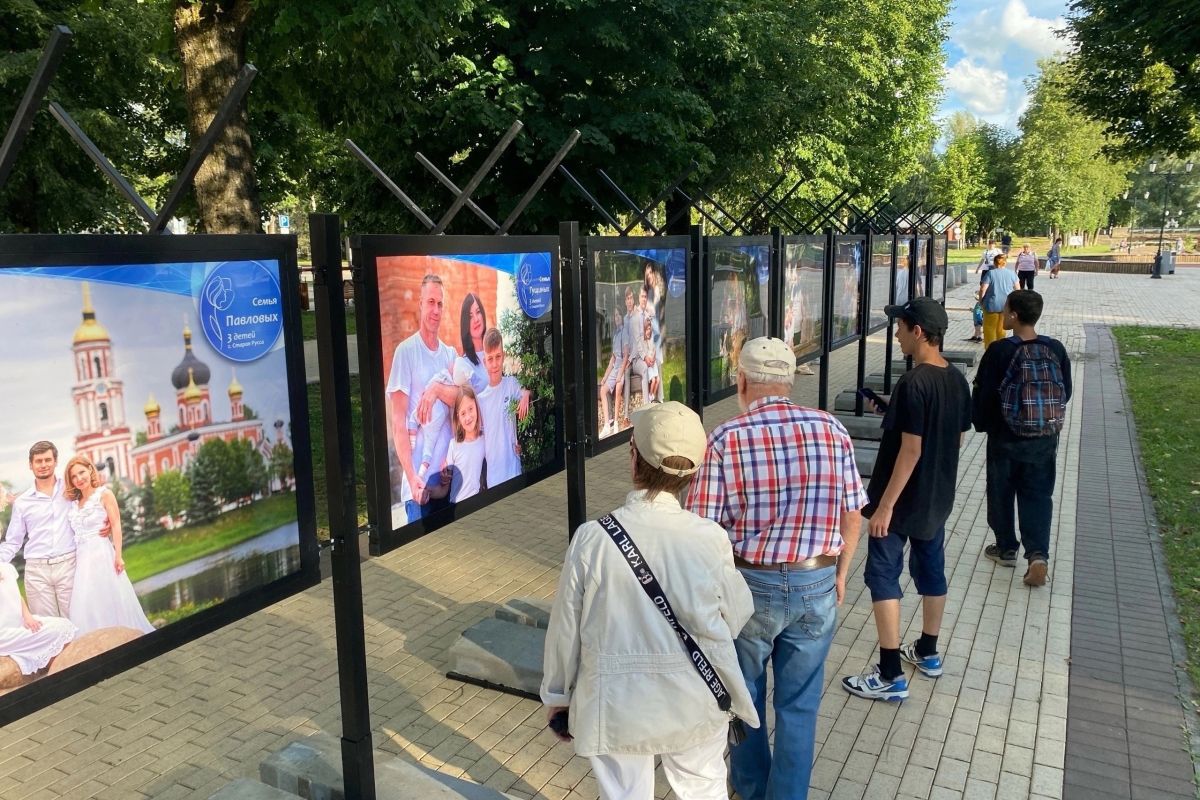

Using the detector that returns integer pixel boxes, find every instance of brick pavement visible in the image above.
[0,268,1198,799]
[1063,325,1199,800]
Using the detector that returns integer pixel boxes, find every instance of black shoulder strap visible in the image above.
[596,512,731,712]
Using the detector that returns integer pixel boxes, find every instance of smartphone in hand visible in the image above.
[857,387,888,413]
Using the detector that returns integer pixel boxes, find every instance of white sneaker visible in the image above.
[841,665,909,701]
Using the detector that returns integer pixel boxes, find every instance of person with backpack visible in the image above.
[972,290,1072,587]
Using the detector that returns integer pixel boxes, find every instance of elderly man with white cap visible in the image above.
[687,337,866,800]
[542,401,759,800]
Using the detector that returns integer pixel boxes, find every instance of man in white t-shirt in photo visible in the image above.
[386,274,456,524]
[478,327,531,487]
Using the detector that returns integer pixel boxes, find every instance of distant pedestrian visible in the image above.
[973,290,1072,587]
[542,402,759,800]
[980,254,1019,348]
[1000,231,1013,255]
[977,239,1002,274]
[1046,237,1063,279]
[687,337,865,800]
[1014,244,1039,290]
[841,298,972,702]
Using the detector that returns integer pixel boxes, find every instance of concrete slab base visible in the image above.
[941,348,978,366]
[833,413,884,441]
[854,441,879,477]
[260,732,516,800]
[494,597,552,629]
[834,390,894,414]
[448,615,546,698]
[208,779,299,800]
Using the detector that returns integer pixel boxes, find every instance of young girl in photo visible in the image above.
[429,386,486,503]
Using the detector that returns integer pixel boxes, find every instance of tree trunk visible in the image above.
[174,0,260,233]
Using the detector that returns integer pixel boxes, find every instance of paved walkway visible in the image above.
[1,270,1199,799]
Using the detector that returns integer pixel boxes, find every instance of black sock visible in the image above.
[879,648,902,681]
[916,632,939,658]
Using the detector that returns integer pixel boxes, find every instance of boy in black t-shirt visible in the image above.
[842,297,973,702]
[972,290,1072,588]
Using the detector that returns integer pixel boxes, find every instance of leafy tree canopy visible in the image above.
[1066,0,1200,159]
[2,0,951,234]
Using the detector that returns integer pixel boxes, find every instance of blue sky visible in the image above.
[940,0,1071,131]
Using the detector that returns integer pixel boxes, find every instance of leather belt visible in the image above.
[735,553,837,571]
[24,552,77,566]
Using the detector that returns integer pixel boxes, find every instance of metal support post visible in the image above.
[883,233,897,395]
[311,214,376,800]
[559,222,587,536]
[688,225,704,416]
[855,231,872,416]
[818,228,834,411]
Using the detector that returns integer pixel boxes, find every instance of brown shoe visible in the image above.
[1023,559,1048,587]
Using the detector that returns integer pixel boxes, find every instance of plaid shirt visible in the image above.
[686,397,867,564]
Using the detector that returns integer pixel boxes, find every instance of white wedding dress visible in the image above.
[0,562,76,674]
[67,488,155,636]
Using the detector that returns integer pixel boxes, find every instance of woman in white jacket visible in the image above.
[541,401,758,800]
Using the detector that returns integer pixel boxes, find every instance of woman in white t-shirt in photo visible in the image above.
[429,385,486,503]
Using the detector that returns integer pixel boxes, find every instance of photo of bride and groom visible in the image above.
[1,441,154,690]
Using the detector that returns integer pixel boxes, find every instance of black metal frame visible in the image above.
[867,232,895,334]
[581,235,693,456]
[933,232,949,304]
[350,234,566,556]
[779,234,828,367]
[0,233,319,726]
[702,235,773,405]
[828,234,867,352]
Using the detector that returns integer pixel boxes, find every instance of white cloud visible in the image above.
[1000,0,1068,59]
[953,0,1067,65]
[944,59,1012,116]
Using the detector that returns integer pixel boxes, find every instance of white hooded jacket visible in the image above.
[541,489,759,757]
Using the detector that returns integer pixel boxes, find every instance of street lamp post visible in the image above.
[1149,159,1194,278]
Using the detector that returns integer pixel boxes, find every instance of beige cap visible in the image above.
[631,401,707,477]
[739,337,794,378]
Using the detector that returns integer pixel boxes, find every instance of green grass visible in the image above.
[123,494,299,581]
[946,236,1119,264]
[149,599,220,626]
[307,376,369,540]
[1113,327,1200,697]
[300,309,357,342]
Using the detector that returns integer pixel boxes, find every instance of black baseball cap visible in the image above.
[884,297,948,333]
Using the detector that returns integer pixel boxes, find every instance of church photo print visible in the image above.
[0,260,303,696]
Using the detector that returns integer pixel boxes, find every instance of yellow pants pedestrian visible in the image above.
[983,312,1005,347]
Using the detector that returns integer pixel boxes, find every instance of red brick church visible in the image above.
[70,282,271,486]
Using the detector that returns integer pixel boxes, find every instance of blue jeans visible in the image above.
[731,564,837,800]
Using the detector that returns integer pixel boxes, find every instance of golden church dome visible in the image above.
[183,368,203,402]
[144,394,161,416]
[73,283,111,345]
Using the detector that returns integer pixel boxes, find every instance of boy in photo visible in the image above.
[600,306,627,435]
[478,328,531,488]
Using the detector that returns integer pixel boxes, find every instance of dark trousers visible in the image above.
[986,436,1057,561]
[1018,271,1035,291]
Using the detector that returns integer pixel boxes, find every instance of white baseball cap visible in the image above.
[631,401,707,476]
[739,337,794,379]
